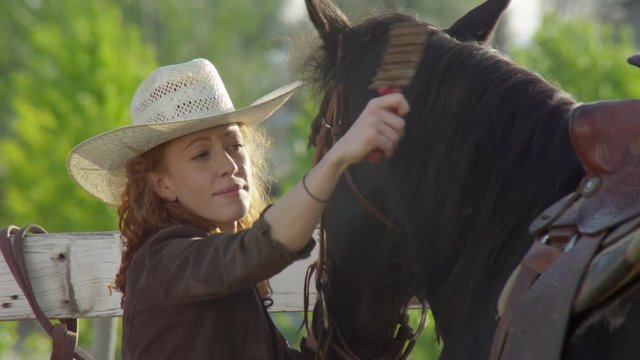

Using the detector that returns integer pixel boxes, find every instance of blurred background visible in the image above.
[1,0,640,358]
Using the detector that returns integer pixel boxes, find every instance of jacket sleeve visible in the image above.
[144,215,315,304]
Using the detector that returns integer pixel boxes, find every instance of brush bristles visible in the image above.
[370,23,432,89]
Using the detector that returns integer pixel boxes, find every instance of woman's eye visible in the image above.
[230,143,244,151]
[192,151,210,160]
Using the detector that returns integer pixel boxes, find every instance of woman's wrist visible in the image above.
[319,145,350,176]
[299,149,346,206]
[302,173,330,203]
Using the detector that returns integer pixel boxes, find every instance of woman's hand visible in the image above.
[263,92,409,253]
[329,92,409,168]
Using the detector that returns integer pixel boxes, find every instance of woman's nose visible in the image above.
[217,150,239,177]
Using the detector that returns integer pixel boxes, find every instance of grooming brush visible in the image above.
[367,22,432,162]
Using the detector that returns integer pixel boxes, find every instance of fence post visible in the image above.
[92,317,117,360]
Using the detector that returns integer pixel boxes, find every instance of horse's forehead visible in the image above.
[346,16,435,43]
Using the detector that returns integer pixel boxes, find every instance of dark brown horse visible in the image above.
[301,0,640,359]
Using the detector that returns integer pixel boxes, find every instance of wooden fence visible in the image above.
[0,231,318,358]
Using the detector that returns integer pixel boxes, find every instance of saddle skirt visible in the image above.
[491,97,640,360]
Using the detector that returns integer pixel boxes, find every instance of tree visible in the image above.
[328,0,489,27]
[0,0,157,232]
[0,1,41,136]
[114,0,290,105]
[511,14,640,102]
[0,16,136,351]
[544,0,640,47]
[0,1,157,358]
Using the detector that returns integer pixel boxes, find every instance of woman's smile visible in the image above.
[214,184,248,197]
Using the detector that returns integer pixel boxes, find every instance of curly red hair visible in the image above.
[113,125,272,301]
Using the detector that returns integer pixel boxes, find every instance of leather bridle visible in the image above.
[312,82,399,230]
[302,79,427,359]
[0,225,93,360]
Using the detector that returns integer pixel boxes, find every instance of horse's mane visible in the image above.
[393,32,584,289]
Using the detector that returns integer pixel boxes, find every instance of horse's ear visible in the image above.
[446,0,511,42]
[628,53,640,69]
[306,0,351,42]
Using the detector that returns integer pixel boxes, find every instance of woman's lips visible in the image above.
[214,184,247,196]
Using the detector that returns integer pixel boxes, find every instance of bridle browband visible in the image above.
[302,50,427,358]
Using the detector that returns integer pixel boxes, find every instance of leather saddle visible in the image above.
[490,54,640,360]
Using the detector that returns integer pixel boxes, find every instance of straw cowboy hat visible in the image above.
[67,58,301,206]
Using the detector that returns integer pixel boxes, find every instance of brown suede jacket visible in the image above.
[121,216,315,359]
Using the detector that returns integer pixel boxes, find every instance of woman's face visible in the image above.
[150,123,252,232]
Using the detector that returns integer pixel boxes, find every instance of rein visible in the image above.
[302,80,426,359]
[0,225,93,360]
[312,82,399,230]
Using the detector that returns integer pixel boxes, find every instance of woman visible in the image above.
[67,58,408,359]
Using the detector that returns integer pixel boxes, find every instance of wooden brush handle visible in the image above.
[368,86,402,162]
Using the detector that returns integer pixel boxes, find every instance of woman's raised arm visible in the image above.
[263,92,409,252]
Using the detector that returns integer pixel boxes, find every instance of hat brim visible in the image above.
[67,81,302,206]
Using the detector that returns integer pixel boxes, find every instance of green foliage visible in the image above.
[275,87,317,193]
[332,0,485,28]
[0,322,49,359]
[18,327,49,360]
[0,322,17,353]
[406,310,442,360]
[511,15,640,102]
[115,0,289,106]
[0,0,157,232]
[0,0,36,136]
[272,312,306,348]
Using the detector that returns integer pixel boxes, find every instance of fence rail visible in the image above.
[0,231,317,321]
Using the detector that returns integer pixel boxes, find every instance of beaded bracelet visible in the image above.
[302,173,330,203]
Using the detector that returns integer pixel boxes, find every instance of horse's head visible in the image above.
[303,1,513,358]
